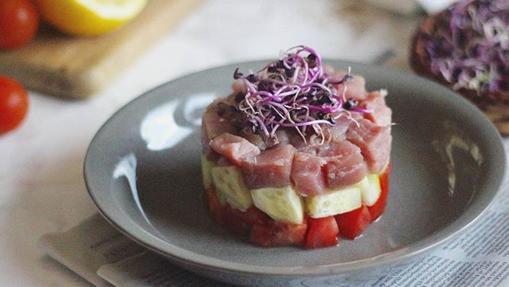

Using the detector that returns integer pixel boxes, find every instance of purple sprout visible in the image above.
[426,0,509,96]
[233,45,367,144]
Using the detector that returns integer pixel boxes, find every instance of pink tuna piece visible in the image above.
[316,141,368,188]
[209,133,260,166]
[329,70,367,101]
[241,144,296,189]
[362,90,392,126]
[232,79,247,94]
[242,133,267,151]
[323,115,353,143]
[295,141,367,190]
[291,152,327,196]
[347,119,392,173]
[202,99,234,143]
[241,129,291,151]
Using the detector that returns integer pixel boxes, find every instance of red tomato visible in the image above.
[0,0,39,49]
[305,216,339,249]
[249,224,273,247]
[238,206,270,226]
[368,165,391,221]
[0,76,29,134]
[204,188,224,224]
[250,221,307,247]
[222,205,270,236]
[335,205,371,239]
[221,206,251,236]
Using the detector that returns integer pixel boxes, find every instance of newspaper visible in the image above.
[39,169,509,287]
[39,215,229,287]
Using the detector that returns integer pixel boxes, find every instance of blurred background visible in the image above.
[0,0,461,286]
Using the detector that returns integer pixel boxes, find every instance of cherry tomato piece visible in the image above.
[335,205,371,239]
[0,76,29,134]
[205,187,272,236]
[305,216,339,249]
[238,206,271,226]
[204,188,224,224]
[221,206,252,236]
[0,0,39,49]
[250,221,307,247]
[368,165,391,221]
[222,205,270,236]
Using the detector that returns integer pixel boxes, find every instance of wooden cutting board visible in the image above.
[0,0,203,99]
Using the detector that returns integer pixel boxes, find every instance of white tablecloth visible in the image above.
[0,1,419,285]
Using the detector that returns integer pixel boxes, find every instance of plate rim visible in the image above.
[84,59,507,277]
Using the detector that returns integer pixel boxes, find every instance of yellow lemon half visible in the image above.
[36,0,147,37]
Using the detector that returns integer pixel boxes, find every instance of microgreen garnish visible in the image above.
[233,45,368,145]
[426,0,509,96]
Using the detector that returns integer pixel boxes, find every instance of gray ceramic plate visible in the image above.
[84,60,506,286]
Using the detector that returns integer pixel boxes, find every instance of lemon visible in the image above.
[36,0,147,36]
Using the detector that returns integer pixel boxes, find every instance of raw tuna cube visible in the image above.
[328,69,367,101]
[347,119,392,173]
[291,152,327,196]
[322,115,353,143]
[202,99,234,143]
[363,90,392,126]
[241,144,296,189]
[209,133,260,166]
[317,141,368,188]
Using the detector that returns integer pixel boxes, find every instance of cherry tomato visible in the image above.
[0,76,29,134]
[0,0,39,49]
[305,216,339,249]
[368,165,391,221]
[335,205,371,239]
[250,220,307,247]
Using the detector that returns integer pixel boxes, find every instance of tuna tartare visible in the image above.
[201,46,392,249]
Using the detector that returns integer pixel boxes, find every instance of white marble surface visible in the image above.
[0,1,419,286]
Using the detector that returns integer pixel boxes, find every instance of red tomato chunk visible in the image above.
[305,216,339,249]
[250,221,307,247]
[336,205,371,239]
[368,165,391,222]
